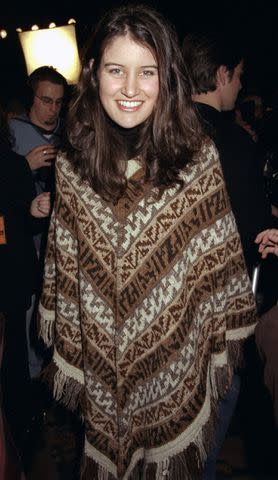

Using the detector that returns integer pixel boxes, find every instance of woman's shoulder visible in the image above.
[179,138,220,182]
[195,138,221,175]
[56,151,78,181]
[56,151,72,170]
[55,152,79,193]
[55,152,91,199]
[197,138,220,167]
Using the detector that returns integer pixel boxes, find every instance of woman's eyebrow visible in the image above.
[104,62,158,68]
[104,62,125,67]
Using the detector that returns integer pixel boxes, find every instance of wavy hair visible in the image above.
[182,32,244,95]
[64,4,205,202]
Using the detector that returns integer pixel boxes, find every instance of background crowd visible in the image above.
[1,3,278,479]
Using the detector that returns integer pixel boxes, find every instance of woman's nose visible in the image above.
[121,73,139,97]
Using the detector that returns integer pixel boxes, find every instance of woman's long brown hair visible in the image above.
[64,4,205,202]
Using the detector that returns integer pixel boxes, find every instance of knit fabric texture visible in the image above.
[39,141,257,479]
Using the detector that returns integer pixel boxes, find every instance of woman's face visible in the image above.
[98,34,159,128]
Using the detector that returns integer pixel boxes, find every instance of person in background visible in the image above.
[260,92,278,220]
[256,228,278,257]
[182,31,272,284]
[0,314,25,480]
[235,91,264,143]
[8,67,68,380]
[38,5,257,479]
[0,104,50,463]
[255,228,278,433]
[9,66,68,195]
[5,97,27,120]
[182,31,274,478]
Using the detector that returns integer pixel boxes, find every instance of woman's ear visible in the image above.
[89,58,94,71]
[216,65,228,87]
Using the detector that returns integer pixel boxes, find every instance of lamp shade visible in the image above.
[18,24,81,84]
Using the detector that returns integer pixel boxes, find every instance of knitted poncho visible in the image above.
[39,141,257,479]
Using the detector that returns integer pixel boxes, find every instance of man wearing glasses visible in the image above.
[8,67,68,382]
[9,66,68,194]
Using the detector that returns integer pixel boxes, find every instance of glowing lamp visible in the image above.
[18,24,81,84]
[0,29,7,39]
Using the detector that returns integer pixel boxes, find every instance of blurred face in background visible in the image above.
[30,80,64,130]
[98,34,160,128]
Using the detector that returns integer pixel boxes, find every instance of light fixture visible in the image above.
[18,23,81,84]
[68,18,76,24]
[0,29,7,39]
[31,25,39,31]
[49,22,56,29]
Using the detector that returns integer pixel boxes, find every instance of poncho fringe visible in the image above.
[39,144,257,479]
[41,333,252,479]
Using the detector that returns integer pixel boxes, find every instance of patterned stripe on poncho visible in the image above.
[39,141,257,479]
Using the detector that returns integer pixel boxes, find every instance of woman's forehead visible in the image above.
[102,34,157,62]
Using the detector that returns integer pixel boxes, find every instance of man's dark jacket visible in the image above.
[196,103,272,278]
[0,150,39,311]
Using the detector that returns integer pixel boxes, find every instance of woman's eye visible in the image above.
[109,68,123,76]
[140,70,155,78]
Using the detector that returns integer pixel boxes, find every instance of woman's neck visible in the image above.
[106,116,144,159]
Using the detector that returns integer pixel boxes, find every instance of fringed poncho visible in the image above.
[39,141,257,479]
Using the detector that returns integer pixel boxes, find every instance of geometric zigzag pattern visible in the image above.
[39,140,257,479]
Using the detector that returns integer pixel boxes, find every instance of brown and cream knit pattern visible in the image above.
[39,141,257,479]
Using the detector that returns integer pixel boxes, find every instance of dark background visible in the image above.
[1,0,278,106]
[1,1,278,475]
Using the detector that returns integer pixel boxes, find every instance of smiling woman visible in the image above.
[98,35,159,129]
[63,3,205,202]
[38,4,257,479]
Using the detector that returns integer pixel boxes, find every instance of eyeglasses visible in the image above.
[35,94,64,106]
